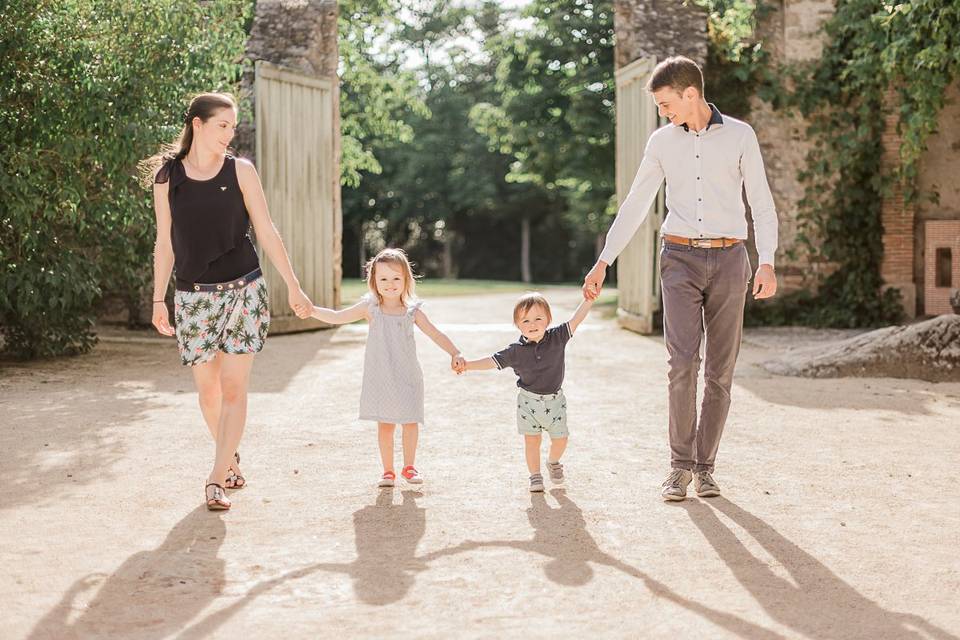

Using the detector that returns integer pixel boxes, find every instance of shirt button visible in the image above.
[698,198,702,201]
[696,155,700,158]
[697,177,700,180]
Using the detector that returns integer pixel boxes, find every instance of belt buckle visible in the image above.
[691,238,713,249]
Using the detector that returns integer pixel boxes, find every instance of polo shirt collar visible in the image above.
[681,103,724,132]
[518,333,546,346]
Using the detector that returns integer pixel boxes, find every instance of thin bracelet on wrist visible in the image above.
[153,300,166,303]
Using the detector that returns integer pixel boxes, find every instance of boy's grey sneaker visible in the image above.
[529,473,545,492]
[546,461,564,485]
[661,468,693,501]
[694,471,720,497]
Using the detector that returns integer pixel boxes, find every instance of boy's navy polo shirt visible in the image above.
[492,323,572,395]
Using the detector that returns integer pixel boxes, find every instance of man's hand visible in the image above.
[583,260,608,301]
[752,264,777,300]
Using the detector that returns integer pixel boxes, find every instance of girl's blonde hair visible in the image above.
[365,248,418,306]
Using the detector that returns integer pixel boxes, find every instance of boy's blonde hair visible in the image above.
[513,292,552,326]
[365,248,418,306]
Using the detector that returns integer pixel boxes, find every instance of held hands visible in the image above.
[752,264,777,300]
[152,301,175,337]
[582,261,607,301]
[288,285,313,319]
[451,353,466,375]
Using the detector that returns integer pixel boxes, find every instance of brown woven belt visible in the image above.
[662,234,741,249]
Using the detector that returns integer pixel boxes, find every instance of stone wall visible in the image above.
[613,0,708,69]
[748,0,834,293]
[235,0,339,162]
[916,80,960,313]
[750,1,960,316]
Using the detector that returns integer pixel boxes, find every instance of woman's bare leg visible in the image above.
[206,353,255,486]
[191,354,242,478]
[190,353,222,440]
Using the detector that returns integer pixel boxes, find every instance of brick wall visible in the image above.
[879,87,917,316]
[749,0,834,293]
[750,1,960,317]
[916,80,960,314]
[923,221,960,315]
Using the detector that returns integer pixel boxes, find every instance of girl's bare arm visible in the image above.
[311,301,370,325]
[413,309,462,358]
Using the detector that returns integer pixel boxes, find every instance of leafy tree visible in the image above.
[340,0,605,282]
[338,0,429,188]
[470,0,616,279]
[0,0,250,358]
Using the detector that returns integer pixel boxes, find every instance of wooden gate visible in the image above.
[614,56,664,334]
[255,60,341,333]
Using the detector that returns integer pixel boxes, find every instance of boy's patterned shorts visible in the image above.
[516,388,568,438]
[174,277,270,367]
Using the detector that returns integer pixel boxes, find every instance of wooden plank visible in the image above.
[615,56,654,82]
[254,60,340,331]
[257,61,333,92]
[614,56,661,334]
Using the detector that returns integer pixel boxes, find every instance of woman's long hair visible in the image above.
[138,92,237,187]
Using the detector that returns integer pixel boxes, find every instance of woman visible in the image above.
[140,92,311,510]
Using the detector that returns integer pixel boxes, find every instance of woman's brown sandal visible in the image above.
[225,451,245,489]
[205,483,231,510]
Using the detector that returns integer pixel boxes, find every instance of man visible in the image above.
[583,56,778,501]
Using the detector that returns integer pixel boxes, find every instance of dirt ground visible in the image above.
[2,287,959,639]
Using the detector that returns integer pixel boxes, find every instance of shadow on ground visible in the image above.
[27,506,225,640]
[677,497,957,640]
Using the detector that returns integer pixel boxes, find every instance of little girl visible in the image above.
[311,248,465,487]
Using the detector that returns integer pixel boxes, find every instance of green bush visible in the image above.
[0,0,251,359]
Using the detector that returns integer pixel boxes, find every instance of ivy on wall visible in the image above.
[703,0,959,327]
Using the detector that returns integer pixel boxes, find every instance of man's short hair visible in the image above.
[645,56,704,97]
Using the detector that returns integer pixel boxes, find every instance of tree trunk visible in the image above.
[359,223,367,276]
[442,230,454,279]
[521,217,532,283]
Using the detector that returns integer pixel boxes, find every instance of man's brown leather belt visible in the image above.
[662,234,741,249]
